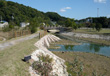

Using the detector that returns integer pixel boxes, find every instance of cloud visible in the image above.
[60,9,66,12]
[94,0,106,3]
[60,7,72,12]
[65,7,72,9]
[107,15,110,18]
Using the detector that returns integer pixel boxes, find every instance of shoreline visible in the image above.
[60,32,110,45]
[52,51,110,76]
[52,51,110,58]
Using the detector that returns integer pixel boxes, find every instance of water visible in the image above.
[49,35,110,57]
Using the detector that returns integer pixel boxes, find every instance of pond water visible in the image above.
[49,35,110,57]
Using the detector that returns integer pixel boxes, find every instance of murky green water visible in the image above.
[50,35,110,57]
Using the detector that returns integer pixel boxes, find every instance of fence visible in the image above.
[39,30,47,39]
[8,30,31,38]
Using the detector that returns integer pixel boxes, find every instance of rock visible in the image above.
[61,32,110,41]
[29,34,68,76]
[30,48,68,76]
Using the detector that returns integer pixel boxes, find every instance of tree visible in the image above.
[95,23,102,32]
[90,23,96,30]
[65,18,72,27]
[0,0,7,7]
[72,22,77,30]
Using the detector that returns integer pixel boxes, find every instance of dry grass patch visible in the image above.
[53,51,110,76]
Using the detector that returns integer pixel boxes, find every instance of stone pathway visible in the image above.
[0,33,39,51]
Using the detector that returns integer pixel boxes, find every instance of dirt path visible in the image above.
[0,33,39,51]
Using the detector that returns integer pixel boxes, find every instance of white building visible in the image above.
[20,22,30,27]
[0,21,9,28]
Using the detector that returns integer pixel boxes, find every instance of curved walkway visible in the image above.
[0,33,39,51]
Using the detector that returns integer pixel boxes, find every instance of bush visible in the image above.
[2,26,10,32]
[65,57,84,76]
[39,54,53,63]
[95,23,102,32]
[30,26,37,33]
[32,61,52,76]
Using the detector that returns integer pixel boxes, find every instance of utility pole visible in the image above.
[97,8,99,17]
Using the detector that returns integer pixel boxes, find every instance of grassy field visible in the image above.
[53,51,110,76]
[0,37,38,76]
[74,28,110,35]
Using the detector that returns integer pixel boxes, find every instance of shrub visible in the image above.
[39,54,53,63]
[32,61,52,76]
[65,57,84,76]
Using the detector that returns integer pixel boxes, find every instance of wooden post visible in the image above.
[39,32,40,39]
[14,31,16,38]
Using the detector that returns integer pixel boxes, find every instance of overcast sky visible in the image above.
[7,0,110,20]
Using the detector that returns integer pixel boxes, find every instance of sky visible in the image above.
[7,0,110,20]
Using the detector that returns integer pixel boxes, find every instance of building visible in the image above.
[0,21,9,28]
[20,22,30,27]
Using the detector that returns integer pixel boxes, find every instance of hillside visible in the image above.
[0,0,67,27]
[0,1,50,26]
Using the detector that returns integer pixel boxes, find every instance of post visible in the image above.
[39,32,40,39]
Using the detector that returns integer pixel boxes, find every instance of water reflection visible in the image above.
[89,44,101,52]
[50,41,110,57]
[89,44,109,52]
[64,45,74,50]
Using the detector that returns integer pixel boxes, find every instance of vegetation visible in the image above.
[95,23,102,32]
[45,12,67,25]
[53,51,110,76]
[65,57,84,76]
[0,0,50,33]
[0,36,38,76]
[73,28,110,35]
[32,61,52,76]
[0,0,110,33]
[32,55,53,76]
[38,54,53,63]
[78,37,110,46]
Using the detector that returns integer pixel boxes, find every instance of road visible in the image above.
[0,33,39,51]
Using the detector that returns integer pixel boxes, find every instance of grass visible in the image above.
[0,37,3,41]
[0,37,39,76]
[74,28,110,35]
[78,37,110,45]
[53,51,110,76]
[0,31,110,76]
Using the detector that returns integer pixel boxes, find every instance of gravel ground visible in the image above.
[0,33,39,51]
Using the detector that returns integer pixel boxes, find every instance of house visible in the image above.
[0,21,9,28]
[20,22,30,27]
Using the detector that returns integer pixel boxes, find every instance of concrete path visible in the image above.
[0,33,39,51]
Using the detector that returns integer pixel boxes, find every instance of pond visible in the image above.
[49,35,110,57]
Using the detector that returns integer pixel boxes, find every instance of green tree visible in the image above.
[65,18,72,27]
[0,0,7,7]
[72,21,77,30]
[90,23,96,30]
[95,23,102,32]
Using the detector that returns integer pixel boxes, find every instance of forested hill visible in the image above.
[0,0,110,32]
[45,12,67,25]
[0,0,68,26]
[0,0,50,26]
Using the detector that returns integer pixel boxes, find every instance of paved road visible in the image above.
[0,33,39,51]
